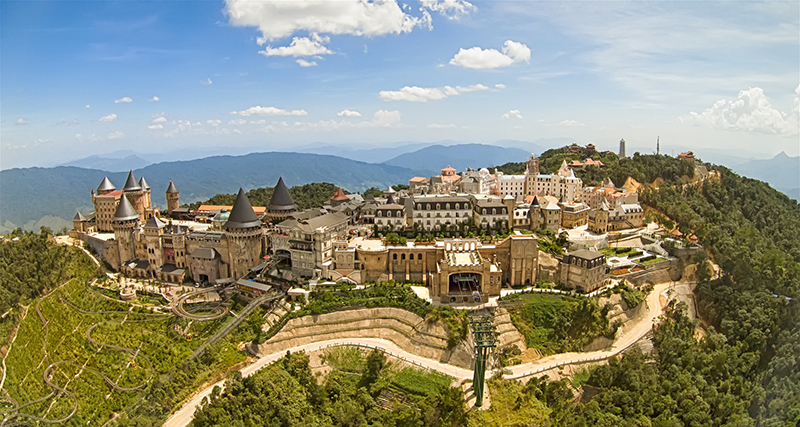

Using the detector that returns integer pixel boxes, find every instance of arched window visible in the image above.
[377,211,382,217]
[482,209,486,215]
[436,203,440,210]
[393,254,397,260]
[492,208,496,215]
[446,203,450,210]
[401,254,406,260]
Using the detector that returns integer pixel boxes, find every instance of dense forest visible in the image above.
[184,182,342,211]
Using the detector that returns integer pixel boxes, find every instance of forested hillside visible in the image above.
[186,182,342,211]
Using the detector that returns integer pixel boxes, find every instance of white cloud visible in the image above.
[450,40,531,69]
[260,34,332,57]
[297,59,318,67]
[152,116,167,124]
[98,113,118,122]
[203,78,213,85]
[427,123,456,128]
[150,96,160,102]
[233,129,242,134]
[207,119,222,127]
[502,110,523,119]
[680,87,799,135]
[421,0,476,19]
[107,130,125,139]
[228,119,247,125]
[226,0,429,42]
[15,118,28,125]
[148,124,164,130]
[85,105,91,109]
[337,109,362,117]
[380,83,488,102]
[495,84,506,89]
[231,106,308,116]
[373,109,401,125]
[114,97,133,103]
[35,139,52,146]
[559,120,586,127]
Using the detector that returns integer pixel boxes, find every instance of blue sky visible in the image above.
[2,0,798,170]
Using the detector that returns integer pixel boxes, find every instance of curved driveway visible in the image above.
[163,281,686,427]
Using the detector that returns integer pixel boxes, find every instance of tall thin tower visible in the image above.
[619,138,626,158]
[656,136,660,155]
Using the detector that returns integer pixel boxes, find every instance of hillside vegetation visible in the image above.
[186,182,342,211]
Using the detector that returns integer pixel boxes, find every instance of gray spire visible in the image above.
[531,196,541,207]
[138,176,150,190]
[73,211,87,221]
[267,177,297,211]
[122,170,142,192]
[225,188,262,229]
[97,177,116,193]
[144,215,165,229]
[386,194,396,205]
[166,180,179,194]
[113,195,139,222]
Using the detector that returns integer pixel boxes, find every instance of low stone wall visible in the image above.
[626,259,682,286]
[256,307,473,369]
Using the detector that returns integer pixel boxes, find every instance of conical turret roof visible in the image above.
[384,186,396,194]
[138,176,150,190]
[331,187,349,201]
[73,211,87,221]
[531,196,541,207]
[113,195,140,221]
[122,171,142,192]
[97,177,116,193]
[267,177,297,211]
[144,215,165,229]
[386,194,396,205]
[166,180,179,194]
[225,188,262,229]
[364,192,375,202]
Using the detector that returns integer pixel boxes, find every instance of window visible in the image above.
[393,254,397,260]
[401,254,406,260]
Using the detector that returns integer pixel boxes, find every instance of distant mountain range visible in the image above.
[382,144,531,176]
[59,154,153,172]
[0,152,421,233]
[729,151,799,200]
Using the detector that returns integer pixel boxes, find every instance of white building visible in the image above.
[406,195,473,232]
[496,172,526,201]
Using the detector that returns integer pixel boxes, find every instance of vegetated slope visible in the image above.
[0,152,420,232]
[187,182,342,211]
[191,348,466,427]
[382,144,530,176]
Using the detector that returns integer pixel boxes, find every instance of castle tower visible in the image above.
[112,194,140,267]
[143,216,165,275]
[619,138,626,158]
[138,176,152,209]
[122,170,146,221]
[93,176,119,233]
[525,154,539,196]
[72,212,87,233]
[528,196,542,231]
[266,177,298,223]
[503,194,516,230]
[96,177,116,196]
[225,188,263,278]
[166,181,180,216]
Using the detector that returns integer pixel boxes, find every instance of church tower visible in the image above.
[225,188,263,279]
[525,153,539,196]
[112,194,140,267]
[166,181,180,216]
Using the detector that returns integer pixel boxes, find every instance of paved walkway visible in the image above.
[163,281,688,427]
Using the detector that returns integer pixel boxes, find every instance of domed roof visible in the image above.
[138,176,150,190]
[122,171,142,192]
[96,177,116,193]
[225,188,262,229]
[166,180,179,194]
[113,195,140,222]
[267,177,297,211]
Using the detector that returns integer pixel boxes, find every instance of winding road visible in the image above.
[164,280,689,427]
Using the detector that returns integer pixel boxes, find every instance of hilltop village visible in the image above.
[70,144,691,305]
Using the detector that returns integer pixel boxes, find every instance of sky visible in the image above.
[1,0,798,170]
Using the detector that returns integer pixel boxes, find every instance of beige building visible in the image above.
[559,250,607,292]
[271,211,350,277]
[407,195,473,232]
[560,202,590,229]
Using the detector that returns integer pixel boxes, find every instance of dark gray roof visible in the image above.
[531,196,541,207]
[268,177,297,211]
[278,212,349,233]
[73,212,87,221]
[364,193,376,202]
[190,248,219,259]
[386,194,396,205]
[138,176,150,190]
[113,195,140,221]
[144,216,165,229]
[225,188,262,229]
[166,180,179,194]
[568,250,605,261]
[96,177,116,193]
[122,171,142,192]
